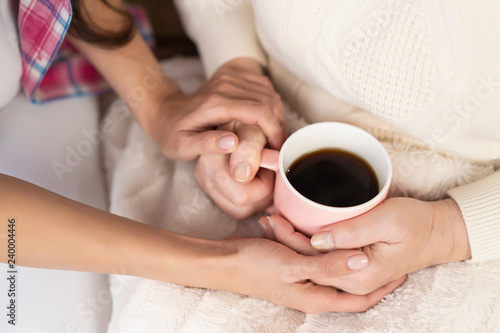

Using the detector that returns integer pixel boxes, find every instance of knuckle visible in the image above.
[272,104,283,116]
[195,154,210,169]
[214,80,234,92]
[228,206,254,220]
[230,191,251,207]
[251,104,275,124]
[214,170,231,189]
[264,96,278,109]
[216,73,233,82]
[272,98,284,114]
[258,75,273,87]
[336,226,358,249]
[202,179,218,198]
[321,261,339,277]
[235,144,262,161]
[201,92,225,109]
[233,211,251,220]
[199,135,217,152]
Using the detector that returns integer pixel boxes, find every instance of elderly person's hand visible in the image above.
[194,57,285,219]
[260,198,470,296]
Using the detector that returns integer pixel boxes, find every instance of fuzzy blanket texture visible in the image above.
[103,58,500,333]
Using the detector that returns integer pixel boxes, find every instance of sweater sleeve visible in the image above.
[447,169,500,262]
[173,0,267,78]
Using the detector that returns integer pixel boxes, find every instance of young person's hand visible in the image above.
[1,174,401,315]
[215,236,405,314]
[146,58,285,161]
[69,31,285,163]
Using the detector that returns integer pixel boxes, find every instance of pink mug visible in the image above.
[260,122,392,236]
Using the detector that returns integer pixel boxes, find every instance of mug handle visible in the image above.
[260,148,280,214]
[260,148,280,172]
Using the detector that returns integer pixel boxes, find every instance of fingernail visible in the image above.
[266,216,275,231]
[348,254,369,269]
[234,162,252,182]
[219,135,235,150]
[258,217,268,233]
[311,231,335,251]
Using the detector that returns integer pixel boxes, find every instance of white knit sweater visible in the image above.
[174,0,500,262]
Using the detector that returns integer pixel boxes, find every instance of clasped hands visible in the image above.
[140,57,471,313]
[259,197,471,296]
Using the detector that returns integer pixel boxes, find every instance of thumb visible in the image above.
[310,214,388,252]
[172,131,238,160]
[230,124,267,183]
[259,215,320,256]
[294,250,369,282]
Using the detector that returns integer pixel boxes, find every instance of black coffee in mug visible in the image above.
[285,148,379,207]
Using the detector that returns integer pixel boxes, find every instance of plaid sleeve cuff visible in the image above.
[19,0,155,104]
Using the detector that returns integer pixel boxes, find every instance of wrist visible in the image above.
[131,84,184,146]
[132,229,238,290]
[218,57,266,76]
[429,199,471,265]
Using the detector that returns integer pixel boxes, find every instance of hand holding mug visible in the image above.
[260,122,392,236]
[224,233,406,313]
[258,214,407,302]
[308,197,471,295]
[195,122,276,219]
[194,58,285,219]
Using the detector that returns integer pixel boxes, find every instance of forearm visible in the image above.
[0,175,397,313]
[174,0,267,77]
[430,198,471,265]
[0,174,230,288]
[69,30,277,157]
[68,30,180,137]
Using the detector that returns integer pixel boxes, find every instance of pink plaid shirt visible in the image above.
[18,0,154,103]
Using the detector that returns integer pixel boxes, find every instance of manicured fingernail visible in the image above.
[266,216,275,231]
[219,135,235,150]
[311,231,335,251]
[234,162,252,182]
[348,254,369,269]
[258,217,268,233]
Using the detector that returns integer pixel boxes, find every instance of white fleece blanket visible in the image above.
[103,58,500,333]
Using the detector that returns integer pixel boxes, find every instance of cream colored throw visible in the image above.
[104,58,500,333]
